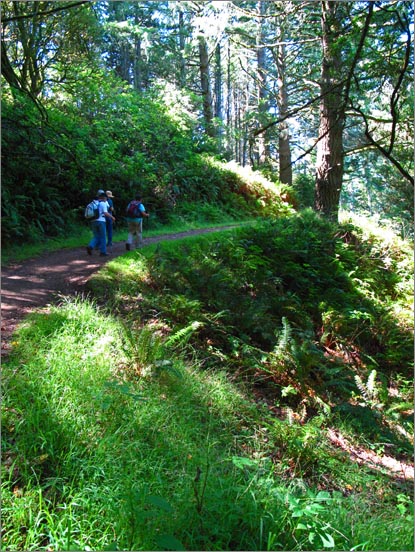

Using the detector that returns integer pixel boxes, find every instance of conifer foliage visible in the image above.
[1,1,413,243]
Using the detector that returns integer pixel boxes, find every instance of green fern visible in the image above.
[165,320,203,349]
[120,322,165,376]
[274,317,292,357]
[354,369,383,409]
[367,369,377,397]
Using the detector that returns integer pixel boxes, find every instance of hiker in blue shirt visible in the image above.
[125,194,149,251]
[86,190,115,257]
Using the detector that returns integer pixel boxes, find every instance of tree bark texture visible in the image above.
[275,21,292,186]
[255,0,269,166]
[198,35,215,138]
[178,8,186,88]
[314,1,345,221]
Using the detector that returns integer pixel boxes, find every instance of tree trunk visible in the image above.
[234,88,240,163]
[133,37,142,92]
[214,43,223,122]
[109,2,131,84]
[198,34,215,138]
[226,38,233,157]
[255,0,269,166]
[314,1,345,221]
[14,1,43,96]
[214,42,224,147]
[275,23,292,186]
[178,8,186,88]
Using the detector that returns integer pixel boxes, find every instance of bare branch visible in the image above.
[343,1,374,109]
[351,103,414,185]
[388,15,412,154]
[1,1,90,24]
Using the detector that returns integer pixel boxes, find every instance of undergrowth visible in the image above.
[2,211,413,551]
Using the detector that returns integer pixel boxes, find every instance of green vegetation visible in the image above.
[0,212,251,267]
[2,3,413,549]
[3,212,413,551]
[2,82,293,249]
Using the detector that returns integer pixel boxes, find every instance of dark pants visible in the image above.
[106,218,113,246]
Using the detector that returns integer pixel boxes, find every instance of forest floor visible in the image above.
[2,225,413,484]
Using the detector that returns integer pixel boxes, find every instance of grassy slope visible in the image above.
[2,211,413,551]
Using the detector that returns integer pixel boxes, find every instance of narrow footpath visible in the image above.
[1,227,234,356]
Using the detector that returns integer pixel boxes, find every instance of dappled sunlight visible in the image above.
[3,217,414,550]
[327,428,414,482]
[1,0,412,546]
[2,300,275,550]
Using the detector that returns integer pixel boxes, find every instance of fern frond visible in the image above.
[366,369,377,398]
[354,374,367,399]
[355,369,380,405]
[274,317,292,356]
[120,322,165,375]
[165,321,203,349]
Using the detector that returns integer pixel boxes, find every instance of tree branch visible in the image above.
[387,11,412,154]
[251,87,335,137]
[351,103,414,185]
[1,1,90,24]
[342,1,374,109]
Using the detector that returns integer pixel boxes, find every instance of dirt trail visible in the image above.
[1,227,233,355]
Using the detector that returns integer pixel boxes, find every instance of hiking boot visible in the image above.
[86,246,92,256]
[125,243,131,251]
[100,252,109,257]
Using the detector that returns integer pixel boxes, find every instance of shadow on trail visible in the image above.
[1,225,241,354]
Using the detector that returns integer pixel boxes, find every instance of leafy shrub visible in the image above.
[2,79,292,245]
[96,210,412,391]
[293,173,315,209]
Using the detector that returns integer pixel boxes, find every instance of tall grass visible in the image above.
[2,293,413,551]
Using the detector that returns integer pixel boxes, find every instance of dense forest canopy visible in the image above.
[1,0,414,243]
